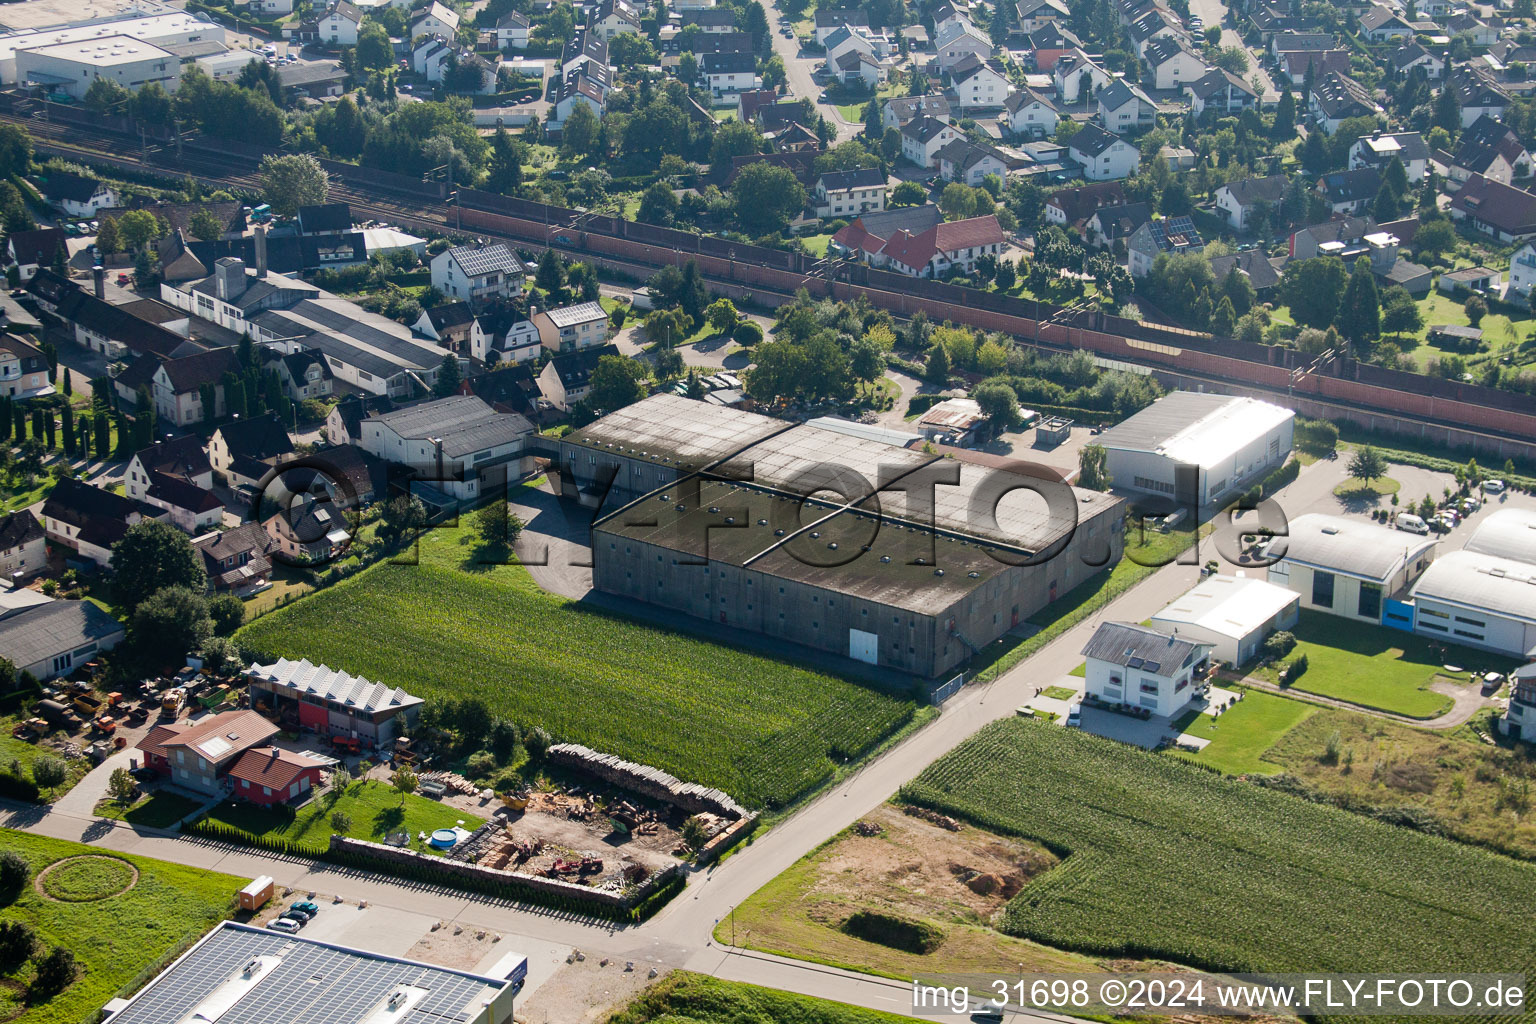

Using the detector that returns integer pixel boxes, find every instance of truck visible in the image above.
[238,875,275,911]
[250,203,273,223]
[33,699,73,729]
[160,688,185,717]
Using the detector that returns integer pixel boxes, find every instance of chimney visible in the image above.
[214,257,247,302]
[92,265,105,298]
[254,226,268,280]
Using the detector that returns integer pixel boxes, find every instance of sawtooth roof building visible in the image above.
[564,395,1125,678]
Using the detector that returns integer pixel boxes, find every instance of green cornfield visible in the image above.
[901,718,1536,982]
[237,538,918,809]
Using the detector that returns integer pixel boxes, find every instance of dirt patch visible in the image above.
[404,923,504,971]
[519,958,668,1024]
[34,855,139,902]
[813,804,1056,927]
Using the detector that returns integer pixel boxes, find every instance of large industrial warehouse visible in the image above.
[1096,392,1295,507]
[563,396,1126,678]
[1410,508,1536,656]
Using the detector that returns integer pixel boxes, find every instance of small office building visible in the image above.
[1150,574,1300,666]
[1266,513,1437,627]
[1097,392,1294,507]
[1409,509,1536,656]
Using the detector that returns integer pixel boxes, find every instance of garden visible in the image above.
[1170,687,1316,775]
[900,718,1536,976]
[1246,610,1509,719]
[196,779,482,856]
[0,830,240,1024]
[235,517,922,810]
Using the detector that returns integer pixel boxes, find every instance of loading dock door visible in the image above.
[849,628,879,665]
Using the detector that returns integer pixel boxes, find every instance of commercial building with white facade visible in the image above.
[13,34,177,99]
[1097,392,1294,507]
[1149,574,1300,666]
[1409,508,1536,656]
[1266,512,1437,627]
[0,7,222,84]
[1081,620,1212,717]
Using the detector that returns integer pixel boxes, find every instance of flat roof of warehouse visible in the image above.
[1097,392,1293,468]
[563,393,787,471]
[105,922,511,1024]
[598,478,1026,611]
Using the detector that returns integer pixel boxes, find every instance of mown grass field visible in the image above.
[236,521,920,809]
[1250,610,1504,719]
[901,718,1536,975]
[607,971,922,1024]
[0,830,240,1024]
[200,780,481,855]
[1172,688,1315,775]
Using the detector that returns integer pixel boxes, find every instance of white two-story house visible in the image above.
[430,243,526,306]
[1081,620,1212,717]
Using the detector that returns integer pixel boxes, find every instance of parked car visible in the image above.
[1483,479,1506,494]
[971,1010,1004,1024]
[290,900,319,915]
[1066,704,1082,728]
[280,909,311,925]
[267,918,301,933]
[1395,512,1430,534]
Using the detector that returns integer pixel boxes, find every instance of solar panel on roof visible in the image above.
[1142,660,1160,673]
[1127,657,1145,669]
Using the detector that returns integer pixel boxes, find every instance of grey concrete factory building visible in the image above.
[562,395,1125,678]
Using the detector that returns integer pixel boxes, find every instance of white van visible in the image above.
[1395,512,1430,534]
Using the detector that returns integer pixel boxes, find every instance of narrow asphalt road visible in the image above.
[765,1,861,140]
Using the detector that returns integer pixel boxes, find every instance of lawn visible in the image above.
[610,972,923,1024]
[1171,687,1315,775]
[199,779,480,855]
[798,231,834,257]
[1249,609,1508,718]
[1331,475,1400,498]
[1040,685,1077,700]
[93,791,205,830]
[0,829,241,1024]
[901,717,1536,975]
[0,719,91,799]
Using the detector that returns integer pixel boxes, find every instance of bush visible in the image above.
[0,771,39,803]
[1263,631,1297,660]
[0,920,35,972]
[465,750,497,779]
[841,909,945,953]
[1281,652,1308,683]
[524,725,551,759]
[28,946,76,1000]
[0,850,28,903]
[1295,417,1339,456]
[733,320,763,346]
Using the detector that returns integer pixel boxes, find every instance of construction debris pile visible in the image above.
[547,743,748,819]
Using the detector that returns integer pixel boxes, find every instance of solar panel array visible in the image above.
[111,926,498,1024]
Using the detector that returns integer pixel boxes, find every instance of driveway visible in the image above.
[1185,0,1280,103]
[766,1,860,140]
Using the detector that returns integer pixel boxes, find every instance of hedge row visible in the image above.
[0,770,40,802]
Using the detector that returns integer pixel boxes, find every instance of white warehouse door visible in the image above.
[849,628,879,665]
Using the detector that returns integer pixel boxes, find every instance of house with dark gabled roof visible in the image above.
[324,393,394,447]
[1005,87,1058,137]
[284,443,389,508]
[883,93,953,131]
[142,470,225,532]
[900,115,961,167]
[412,301,477,351]
[1358,4,1412,41]
[42,476,165,567]
[27,269,198,362]
[7,228,68,281]
[1127,216,1204,276]
[1068,123,1141,180]
[1387,41,1443,80]
[1349,130,1429,184]
[1045,181,1129,228]
[296,203,352,235]
[1209,247,1284,295]
[1143,34,1203,89]
[43,172,117,218]
[814,6,868,44]
[151,347,243,427]
[1020,24,1081,70]
[946,53,1011,110]
[0,509,45,582]
[1448,116,1532,188]
[1086,202,1152,248]
[1277,47,1350,84]
[1096,78,1156,134]
[539,342,620,410]
[1215,174,1289,231]
[1186,67,1258,117]
[193,521,273,594]
[1316,167,1382,215]
[1450,66,1510,129]
[210,411,295,491]
[261,347,333,402]
[470,361,544,420]
[937,138,1012,186]
[0,333,51,400]
[126,434,212,506]
[1451,174,1536,243]
[1015,0,1070,33]
[1308,71,1382,134]
[429,243,525,307]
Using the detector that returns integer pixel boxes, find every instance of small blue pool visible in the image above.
[429,828,459,849]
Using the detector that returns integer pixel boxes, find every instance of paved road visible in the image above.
[1186,0,1280,103]
[2,456,1401,1018]
[765,1,861,141]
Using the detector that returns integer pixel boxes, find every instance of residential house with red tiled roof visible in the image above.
[880,215,1005,277]
[138,709,280,796]
[227,746,330,805]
